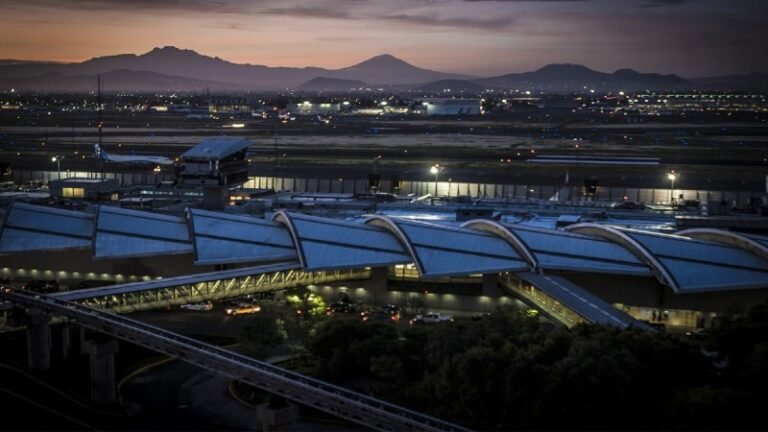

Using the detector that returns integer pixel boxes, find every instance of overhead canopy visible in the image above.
[622,229,768,293]
[94,206,193,259]
[0,204,765,294]
[188,208,298,265]
[0,202,93,253]
[274,211,411,271]
[366,216,529,278]
[568,224,768,293]
[507,224,651,276]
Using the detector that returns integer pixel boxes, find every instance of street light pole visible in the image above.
[667,171,677,204]
[430,164,440,196]
[52,156,61,180]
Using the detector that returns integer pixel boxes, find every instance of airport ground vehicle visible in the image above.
[409,312,454,325]
[180,301,213,312]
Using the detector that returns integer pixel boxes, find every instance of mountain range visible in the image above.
[0,46,764,93]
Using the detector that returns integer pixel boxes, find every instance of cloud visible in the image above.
[261,6,351,20]
[383,13,515,30]
[4,0,245,13]
[637,0,693,8]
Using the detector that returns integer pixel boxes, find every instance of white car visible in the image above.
[180,302,213,312]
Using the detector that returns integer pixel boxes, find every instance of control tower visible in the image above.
[178,137,251,209]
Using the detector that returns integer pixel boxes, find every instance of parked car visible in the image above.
[361,306,402,322]
[180,301,214,312]
[225,303,261,316]
[326,301,355,315]
[410,312,454,325]
[382,304,404,318]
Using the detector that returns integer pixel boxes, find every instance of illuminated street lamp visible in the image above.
[667,171,678,204]
[430,164,442,196]
[51,156,61,180]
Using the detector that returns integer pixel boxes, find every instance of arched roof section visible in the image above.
[568,223,768,293]
[365,216,529,279]
[0,202,93,254]
[565,223,678,290]
[273,211,410,271]
[93,205,192,260]
[676,228,768,263]
[186,208,298,266]
[502,223,650,276]
[272,210,307,268]
[363,215,425,274]
[460,219,538,272]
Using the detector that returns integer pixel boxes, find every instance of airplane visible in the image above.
[94,144,174,166]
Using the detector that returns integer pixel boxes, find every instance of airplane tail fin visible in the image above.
[94,144,108,160]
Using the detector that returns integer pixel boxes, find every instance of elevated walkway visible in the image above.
[52,263,369,313]
[1,288,468,432]
[502,272,650,330]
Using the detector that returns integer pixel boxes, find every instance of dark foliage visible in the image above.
[305,304,768,430]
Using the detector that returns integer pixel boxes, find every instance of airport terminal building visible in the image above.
[1,202,767,331]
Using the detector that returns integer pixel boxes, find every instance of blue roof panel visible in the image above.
[94,206,192,259]
[0,203,93,253]
[189,209,297,265]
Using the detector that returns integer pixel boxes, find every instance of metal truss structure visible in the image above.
[1,288,468,432]
[62,267,372,313]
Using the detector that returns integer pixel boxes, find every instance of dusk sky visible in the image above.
[2,0,766,77]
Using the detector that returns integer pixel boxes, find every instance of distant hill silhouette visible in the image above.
[297,77,368,92]
[475,64,691,91]
[3,69,238,92]
[0,47,468,90]
[0,47,763,92]
[330,54,472,85]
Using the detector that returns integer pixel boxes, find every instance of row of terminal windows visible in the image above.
[62,187,85,198]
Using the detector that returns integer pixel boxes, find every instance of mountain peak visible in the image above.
[144,46,200,57]
[354,54,411,67]
[536,63,595,73]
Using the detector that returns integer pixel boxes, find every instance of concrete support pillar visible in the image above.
[83,339,119,405]
[257,401,298,432]
[52,323,72,360]
[369,267,389,291]
[482,273,500,297]
[366,267,390,305]
[203,186,227,210]
[25,309,51,371]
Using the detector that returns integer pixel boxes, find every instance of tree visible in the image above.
[238,313,286,359]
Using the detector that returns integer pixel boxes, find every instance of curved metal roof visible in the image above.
[464,220,650,276]
[187,208,297,265]
[273,211,411,271]
[0,202,93,253]
[676,228,768,262]
[568,224,768,293]
[1,204,766,292]
[94,205,193,259]
[366,216,529,278]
